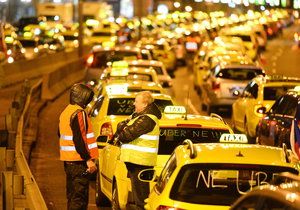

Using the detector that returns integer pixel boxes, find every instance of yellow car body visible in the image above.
[232,75,300,139]
[95,106,233,209]
[144,137,299,210]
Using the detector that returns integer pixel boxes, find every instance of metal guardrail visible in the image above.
[14,79,47,209]
[1,80,47,210]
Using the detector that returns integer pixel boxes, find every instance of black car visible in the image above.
[256,88,300,148]
[231,172,300,210]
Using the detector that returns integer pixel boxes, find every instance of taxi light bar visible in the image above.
[112,60,129,68]
[164,106,186,114]
[219,134,248,143]
[105,84,128,95]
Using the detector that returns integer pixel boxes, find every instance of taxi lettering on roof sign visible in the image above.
[164,106,186,114]
[219,134,248,143]
[105,84,128,95]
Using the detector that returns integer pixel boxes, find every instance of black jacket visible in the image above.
[116,102,162,144]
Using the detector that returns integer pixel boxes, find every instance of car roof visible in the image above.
[92,45,141,53]
[253,75,300,86]
[127,59,163,67]
[174,143,298,168]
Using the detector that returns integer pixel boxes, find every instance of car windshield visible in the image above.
[170,163,298,206]
[159,128,229,154]
[216,68,263,80]
[19,40,36,47]
[264,86,297,100]
[64,35,77,41]
[107,98,173,115]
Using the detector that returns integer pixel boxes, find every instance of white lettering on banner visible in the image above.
[194,170,272,195]
[117,108,133,114]
[160,129,224,139]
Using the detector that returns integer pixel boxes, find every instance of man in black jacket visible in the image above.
[115,91,162,209]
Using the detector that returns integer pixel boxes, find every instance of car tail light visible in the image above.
[157,205,184,210]
[267,28,273,36]
[163,54,168,58]
[86,54,94,66]
[212,81,220,90]
[100,122,113,140]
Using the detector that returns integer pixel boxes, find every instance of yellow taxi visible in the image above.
[232,75,300,140]
[95,106,234,209]
[89,91,174,148]
[99,61,160,85]
[139,134,299,210]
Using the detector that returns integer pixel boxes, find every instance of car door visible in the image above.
[233,82,257,131]
[258,95,298,147]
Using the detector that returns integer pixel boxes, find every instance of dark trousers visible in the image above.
[125,162,153,210]
[64,161,89,210]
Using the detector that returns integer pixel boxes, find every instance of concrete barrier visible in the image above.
[42,58,86,100]
[0,46,91,88]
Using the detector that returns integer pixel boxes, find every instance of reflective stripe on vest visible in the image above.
[60,142,98,151]
[60,132,95,141]
[121,144,158,153]
[140,134,159,141]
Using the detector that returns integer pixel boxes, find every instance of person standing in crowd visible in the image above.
[58,83,99,210]
[114,91,162,210]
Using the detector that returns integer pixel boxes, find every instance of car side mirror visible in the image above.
[138,169,158,182]
[256,106,267,114]
[162,81,171,88]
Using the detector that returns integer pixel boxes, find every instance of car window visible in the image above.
[158,127,229,154]
[169,163,298,206]
[106,73,153,82]
[263,86,296,101]
[243,81,258,98]
[270,95,298,116]
[155,153,177,193]
[107,98,173,115]
[89,96,104,117]
[216,69,261,80]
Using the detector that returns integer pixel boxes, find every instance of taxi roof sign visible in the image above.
[219,134,248,143]
[164,106,186,114]
[110,68,129,77]
[112,61,129,68]
[105,84,128,95]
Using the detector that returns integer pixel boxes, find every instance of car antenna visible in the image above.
[184,87,190,120]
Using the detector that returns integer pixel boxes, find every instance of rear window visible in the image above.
[263,86,296,100]
[19,40,36,47]
[107,98,173,115]
[92,32,111,36]
[170,163,298,206]
[216,68,263,80]
[129,65,163,75]
[235,35,252,42]
[91,51,139,68]
[64,35,77,41]
[158,128,229,154]
[106,73,153,82]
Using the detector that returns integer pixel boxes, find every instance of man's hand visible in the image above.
[86,159,97,173]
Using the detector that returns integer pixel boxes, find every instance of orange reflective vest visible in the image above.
[120,114,159,166]
[59,104,99,161]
